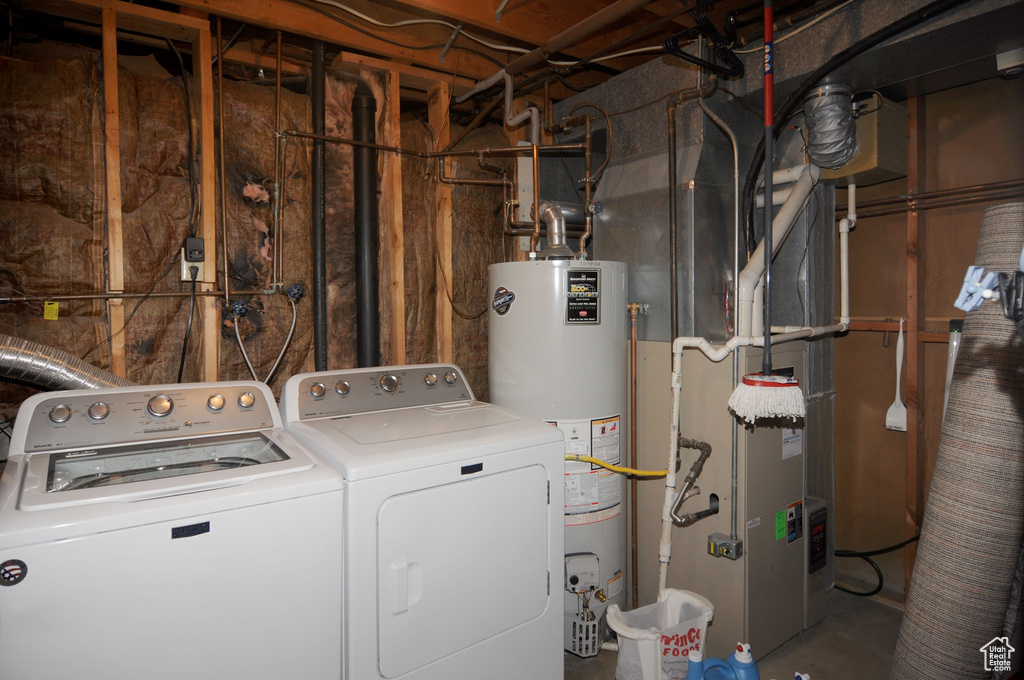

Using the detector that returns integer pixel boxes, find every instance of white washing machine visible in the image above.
[0,381,343,680]
[279,364,564,680]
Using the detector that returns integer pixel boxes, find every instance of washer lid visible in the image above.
[285,402,562,480]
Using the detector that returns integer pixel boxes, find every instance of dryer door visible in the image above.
[376,464,550,677]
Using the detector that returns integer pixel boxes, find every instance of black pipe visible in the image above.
[353,82,380,367]
[311,40,327,371]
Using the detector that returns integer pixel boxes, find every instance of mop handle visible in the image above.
[762,0,775,378]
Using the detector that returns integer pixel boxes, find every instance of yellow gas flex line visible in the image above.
[565,455,666,477]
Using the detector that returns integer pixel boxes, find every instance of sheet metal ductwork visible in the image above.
[891,202,1024,680]
[0,334,134,390]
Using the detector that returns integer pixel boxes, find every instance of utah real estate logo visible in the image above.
[980,636,1015,673]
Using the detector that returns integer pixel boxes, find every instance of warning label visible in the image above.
[557,415,622,524]
[775,500,804,543]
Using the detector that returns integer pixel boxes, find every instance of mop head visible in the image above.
[728,373,806,424]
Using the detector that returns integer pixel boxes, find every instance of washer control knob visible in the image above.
[237,392,256,409]
[424,373,438,387]
[379,373,400,393]
[310,383,326,399]
[207,394,226,411]
[48,404,72,423]
[87,402,110,420]
[444,371,458,385]
[147,395,173,417]
[335,381,350,396]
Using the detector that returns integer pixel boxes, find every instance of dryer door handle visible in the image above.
[388,559,423,615]
[389,560,409,614]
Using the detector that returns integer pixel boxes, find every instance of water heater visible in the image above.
[488,259,628,657]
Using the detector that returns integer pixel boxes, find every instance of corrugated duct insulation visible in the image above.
[0,334,134,390]
[891,202,1024,680]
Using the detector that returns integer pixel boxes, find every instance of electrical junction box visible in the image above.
[820,94,907,186]
[708,532,743,559]
[565,553,600,593]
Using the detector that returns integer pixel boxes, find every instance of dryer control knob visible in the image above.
[147,395,173,417]
[207,394,226,411]
[310,383,326,399]
[444,371,458,385]
[335,381,350,396]
[87,402,110,420]
[238,392,256,409]
[424,373,438,387]
[48,404,72,423]
[380,373,400,393]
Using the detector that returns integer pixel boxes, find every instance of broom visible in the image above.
[727,0,805,424]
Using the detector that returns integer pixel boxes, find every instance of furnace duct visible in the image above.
[0,334,134,390]
[803,84,857,170]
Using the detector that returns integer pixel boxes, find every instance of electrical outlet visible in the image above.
[180,248,204,282]
[708,532,743,560]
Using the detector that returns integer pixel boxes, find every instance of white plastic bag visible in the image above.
[606,589,714,680]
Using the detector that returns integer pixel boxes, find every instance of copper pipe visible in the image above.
[627,302,641,609]
[1,290,268,303]
[272,30,283,286]
[217,18,230,304]
[281,130,585,159]
[580,115,592,255]
[530,144,541,253]
[438,157,510,187]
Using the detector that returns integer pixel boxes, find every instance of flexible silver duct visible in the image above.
[0,334,135,390]
[891,202,1024,680]
[804,84,857,170]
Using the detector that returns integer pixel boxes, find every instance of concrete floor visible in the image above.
[565,589,904,680]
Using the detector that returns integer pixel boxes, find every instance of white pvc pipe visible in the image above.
[759,163,809,187]
[838,184,857,324]
[658,349,684,596]
[755,187,793,208]
[737,164,822,337]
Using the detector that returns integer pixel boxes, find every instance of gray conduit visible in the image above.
[0,334,134,390]
[891,202,1024,680]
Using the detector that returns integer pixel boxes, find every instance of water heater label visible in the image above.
[558,415,622,523]
[565,270,600,324]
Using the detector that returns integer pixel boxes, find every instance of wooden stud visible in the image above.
[428,82,453,363]
[101,7,126,378]
[905,95,927,592]
[332,52,475,100]
[194,26,220,381]
[165,0,503,81]
[382,71,406,365]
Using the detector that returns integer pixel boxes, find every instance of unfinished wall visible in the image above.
[0,47,356,420]
[834,75,1024,599]
[401,117,510,400]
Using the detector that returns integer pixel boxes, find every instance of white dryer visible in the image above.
[279,364,564,680]
[0,382,343,680]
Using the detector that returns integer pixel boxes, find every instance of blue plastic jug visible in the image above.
[685,643,760,680]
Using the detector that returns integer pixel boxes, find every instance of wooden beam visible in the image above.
[332,51,475,98]
[394,0,674,66]
[163,0,504,81]
[905,95,926,593]
[32,0,204,40]
[101,7,126,378]
[381,70,406,365]
[428,82,453,363]
[194,25,220,381]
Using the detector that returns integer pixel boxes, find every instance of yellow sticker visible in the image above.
[44,301,59,320]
